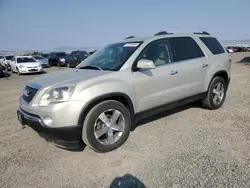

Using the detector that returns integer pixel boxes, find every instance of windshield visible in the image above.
[56,52,67,57]
[6,55,14,60]
[17,57,37,63]
[77,42,142,71]
[33,55,44,60]
[41,54,49,58]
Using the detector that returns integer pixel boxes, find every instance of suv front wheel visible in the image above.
[82,100,131,152]
[202,76,227,109]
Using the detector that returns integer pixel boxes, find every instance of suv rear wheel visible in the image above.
[202,76,227,109]
[82,100,131,152]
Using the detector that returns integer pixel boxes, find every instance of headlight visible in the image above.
[39,85,75,106]
[19,65,25,68]
[59,58,65,62]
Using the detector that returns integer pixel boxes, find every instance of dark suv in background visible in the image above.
[48,52,68,66]
[66,50,89,68]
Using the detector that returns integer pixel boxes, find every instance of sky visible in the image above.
[0,0,249,51]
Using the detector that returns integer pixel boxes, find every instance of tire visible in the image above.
[202,76,227,110]
[82,100,131,153]
[16,68,21,75]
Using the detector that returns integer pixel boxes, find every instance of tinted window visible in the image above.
[41,54,49,58]
[56,52,67,57]
[6,55,14,60]
[137,40,173,66]
[33,55,44,59]
[168,37,205,62]
[200,37,225,55]
[17,57,36,63]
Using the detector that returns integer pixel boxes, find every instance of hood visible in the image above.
[38,59,48,64]
[27,69,111,88]
[18,62,41,67]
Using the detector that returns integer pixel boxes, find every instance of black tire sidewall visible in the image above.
[208,77,227,109]
[83,101,131,152]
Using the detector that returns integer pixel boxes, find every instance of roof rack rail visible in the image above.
[194,31,210,35]
[125,36,135,39]
[154,31,173,36]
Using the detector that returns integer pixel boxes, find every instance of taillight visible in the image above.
[229,58,232,63]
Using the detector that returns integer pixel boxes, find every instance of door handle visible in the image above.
[202,63,208,68]
[169,70,178,75]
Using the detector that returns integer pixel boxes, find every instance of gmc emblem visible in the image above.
[23,89,30,97]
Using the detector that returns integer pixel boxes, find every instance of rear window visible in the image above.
[6,56,14,60]
[168,37,205,62]
[200,37,225,55]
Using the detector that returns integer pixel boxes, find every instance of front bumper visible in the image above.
[19,67,43,73]
[17,108,82,148]
[41,64,50,68]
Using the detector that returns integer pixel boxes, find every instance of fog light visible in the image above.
[43,116,53,126]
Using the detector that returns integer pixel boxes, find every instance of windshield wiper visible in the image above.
[78,66,103,70]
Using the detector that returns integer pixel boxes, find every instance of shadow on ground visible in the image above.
[132,102,201,131]
[110,174,146,188]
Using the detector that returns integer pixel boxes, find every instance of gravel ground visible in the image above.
[0,53,250,188]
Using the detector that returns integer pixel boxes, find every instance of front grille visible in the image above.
[22,86,39,103]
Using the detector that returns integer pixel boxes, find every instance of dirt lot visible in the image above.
[0,53,250,188]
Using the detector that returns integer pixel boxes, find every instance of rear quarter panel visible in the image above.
[204,53,231,91]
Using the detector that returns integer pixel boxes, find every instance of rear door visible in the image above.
[167,37,208,97]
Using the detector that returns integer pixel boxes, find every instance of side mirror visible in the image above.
[137,59,155,70]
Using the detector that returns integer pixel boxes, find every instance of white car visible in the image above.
[0,55,14,71]
[9,56,43,75]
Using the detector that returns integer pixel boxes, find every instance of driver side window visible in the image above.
[137,40,173,67]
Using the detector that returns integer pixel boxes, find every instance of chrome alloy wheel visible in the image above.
[94,109,125,145]
[212,82,225,105]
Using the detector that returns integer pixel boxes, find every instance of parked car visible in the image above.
[0,64,5,78]
[0,55,13,71]
[226,47,234,53]
[9,55,43,75]
[33,55,50,68]
[66,50,89,68]
[48,52,68,66]
[17,31,231,152]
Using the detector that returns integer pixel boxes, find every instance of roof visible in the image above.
[118,31,215,44]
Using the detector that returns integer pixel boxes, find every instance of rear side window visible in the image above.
[200,37,225,55]
[168,37,205,62]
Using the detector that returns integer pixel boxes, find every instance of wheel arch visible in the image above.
[77,92,135,126]
[206,70,229,91]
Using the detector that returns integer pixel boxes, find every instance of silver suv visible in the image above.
[17,31,231,152]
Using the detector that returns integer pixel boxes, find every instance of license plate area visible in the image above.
[29,69,38,72]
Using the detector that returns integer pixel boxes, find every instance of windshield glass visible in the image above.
[33,55,44,59]
[17,57,36,63]
[41,54,49,58]
[6,55,14,60]
[56,52,67,57]
[77,42,142,71]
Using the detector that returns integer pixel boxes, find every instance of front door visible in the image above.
[132,39,183,112]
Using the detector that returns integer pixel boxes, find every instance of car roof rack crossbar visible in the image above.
[154,31,173,36]
[125,36,135,39]
[194,31,210,35]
